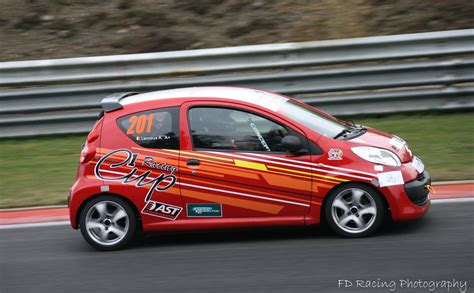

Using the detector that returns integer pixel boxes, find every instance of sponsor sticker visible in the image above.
[412,156,425,174]
[187,203,222,217]
[377,171,404,187]
[328,148,343,160]
[142,200,182,220]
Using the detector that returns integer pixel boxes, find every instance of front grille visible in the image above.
[405,171,431,206]
[416,172,425,181]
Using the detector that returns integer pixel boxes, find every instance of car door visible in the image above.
[178,101,313,219]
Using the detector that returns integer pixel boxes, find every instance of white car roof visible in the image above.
[120,87,289,112]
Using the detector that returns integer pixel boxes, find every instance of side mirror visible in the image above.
[281,135,308,155]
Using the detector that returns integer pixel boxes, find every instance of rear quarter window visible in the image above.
[117,107,179,149]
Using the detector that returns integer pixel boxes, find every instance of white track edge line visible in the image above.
[430,197,474,204]
[432,180,474,185]
[0,205,67,212]
[0,221,70,230]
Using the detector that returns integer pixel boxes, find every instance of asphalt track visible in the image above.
[1,201,473,293]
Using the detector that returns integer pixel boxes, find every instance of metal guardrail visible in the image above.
[1,29,473,138]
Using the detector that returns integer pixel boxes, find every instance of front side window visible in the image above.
[118,107,179,149]
[188,107,291,152]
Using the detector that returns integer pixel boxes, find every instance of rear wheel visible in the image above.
[324,183,385,237]
[79,196,137,250]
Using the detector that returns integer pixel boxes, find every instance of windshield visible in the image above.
[278,100,346,138]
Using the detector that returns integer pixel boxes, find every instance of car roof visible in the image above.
[120,86,289,112]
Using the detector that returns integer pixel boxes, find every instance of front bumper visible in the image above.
[380,164,431,221]
[404,171,431,206]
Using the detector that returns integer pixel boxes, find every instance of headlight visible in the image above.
[351,146,401,167]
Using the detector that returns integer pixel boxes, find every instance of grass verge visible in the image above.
[0,113,472,209]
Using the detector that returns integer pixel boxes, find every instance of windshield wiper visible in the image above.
[334,124,365,139]
[333,127,352,139]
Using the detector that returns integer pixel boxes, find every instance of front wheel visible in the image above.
[324,183,386,237]
[79,196,138,250]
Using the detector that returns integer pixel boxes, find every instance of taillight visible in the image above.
[81,117,102,164]
[80,144,96,164]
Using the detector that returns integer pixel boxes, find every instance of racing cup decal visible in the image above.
[95,149,177,202]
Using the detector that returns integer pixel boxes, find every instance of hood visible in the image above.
[351,127,413,163]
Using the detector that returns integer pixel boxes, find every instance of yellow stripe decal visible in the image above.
[234,159,268,171]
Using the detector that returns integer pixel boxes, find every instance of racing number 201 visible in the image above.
[127,114,154,135]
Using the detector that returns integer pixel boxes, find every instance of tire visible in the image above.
[324,183,385,238]
[79,196,138,251]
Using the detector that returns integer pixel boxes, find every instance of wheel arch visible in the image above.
[76,193,143,230]
[319,180,392,225]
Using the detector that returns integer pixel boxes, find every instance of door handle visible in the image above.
[186,159,200,166]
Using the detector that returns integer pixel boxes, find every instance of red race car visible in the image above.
[69,87,431,250]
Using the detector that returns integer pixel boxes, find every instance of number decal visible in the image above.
[127,114,154,135]
[127,116,138,134]
[146,114,153,133]
[136,115,146,134]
